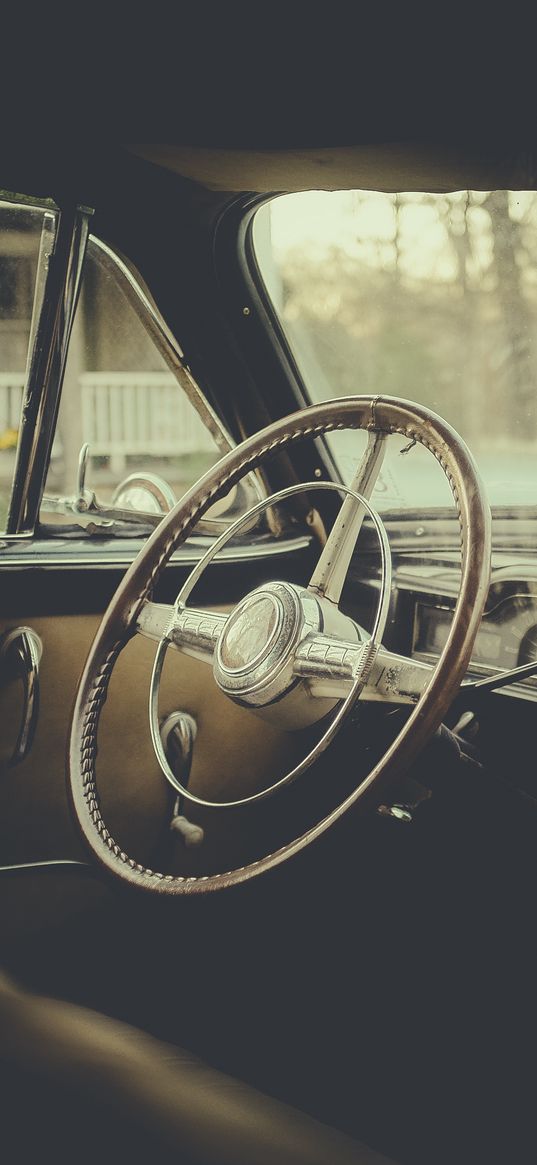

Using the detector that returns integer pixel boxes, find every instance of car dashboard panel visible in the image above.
[350,545,537,702]
[413,588,537,690]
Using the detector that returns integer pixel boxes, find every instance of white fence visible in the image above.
[0,373,24,433]
[0,371,215,474]
[80,372,215,474]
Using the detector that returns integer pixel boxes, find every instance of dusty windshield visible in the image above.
[254,191,537,510]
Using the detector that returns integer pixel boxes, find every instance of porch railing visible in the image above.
[80,372,215,474]
[0,373,24,434]
[0,371,215,475]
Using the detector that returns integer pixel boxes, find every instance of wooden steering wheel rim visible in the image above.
[67,396,491,895]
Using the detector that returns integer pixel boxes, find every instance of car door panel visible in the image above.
[0,596,300,939]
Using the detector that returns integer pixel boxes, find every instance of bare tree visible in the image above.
[484,190,536,439]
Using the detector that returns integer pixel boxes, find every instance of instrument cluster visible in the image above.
[413,579,537,696]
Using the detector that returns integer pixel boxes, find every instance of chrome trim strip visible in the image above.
[0,626,42,765]
[389,560,537,597]
[0,535,311,569]
[0,195,58,213]
[0,860,91,874]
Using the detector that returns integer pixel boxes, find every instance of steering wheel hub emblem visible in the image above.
[218,591,284,672]
[214,582,317,703]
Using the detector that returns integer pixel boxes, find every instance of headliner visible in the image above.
[129,141,537,194]
[4,19,535,199]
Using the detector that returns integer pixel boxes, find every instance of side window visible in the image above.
[0,199,55,532]
[43,237,225,525]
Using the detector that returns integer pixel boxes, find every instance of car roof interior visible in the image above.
[3,134,537,203]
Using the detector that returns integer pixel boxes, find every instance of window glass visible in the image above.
[43,237,223,525]
[0,199,54,531]
[254,191,537,510]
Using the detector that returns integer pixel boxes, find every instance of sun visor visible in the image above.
[129,142,537,194]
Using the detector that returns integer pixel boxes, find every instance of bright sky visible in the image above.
[267,190,465,281]
[269,191,358,251]
[265,189,537,284]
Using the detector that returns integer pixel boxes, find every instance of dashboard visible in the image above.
[353,544,537,702]
[407,560,537,700]
[413,589,537,689]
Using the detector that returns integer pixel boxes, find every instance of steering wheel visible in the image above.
[68,396,491,894]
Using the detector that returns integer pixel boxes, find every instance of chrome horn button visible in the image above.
[213,582,318,705]
[218,592,283,673]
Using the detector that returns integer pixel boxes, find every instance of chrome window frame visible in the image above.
[0,205,242,547]
[3,200,91,539]
[88,237,235,460]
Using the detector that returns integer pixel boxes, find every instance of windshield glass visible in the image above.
[253,191,537,510]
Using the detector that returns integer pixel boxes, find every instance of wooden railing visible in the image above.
[0,371,215,474]
[0,373,24,435]
[80,372,215,473]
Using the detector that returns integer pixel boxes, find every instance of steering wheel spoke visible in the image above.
[136,600,226,664]
[308,430,386,606]
[294,633,433,704]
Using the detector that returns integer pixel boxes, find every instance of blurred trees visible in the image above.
[273,191,537,450]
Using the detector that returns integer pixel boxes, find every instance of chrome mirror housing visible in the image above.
[111,472,176,515]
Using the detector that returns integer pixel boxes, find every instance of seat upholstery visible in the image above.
[0,973,398,1164]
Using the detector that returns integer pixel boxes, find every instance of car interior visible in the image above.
[1,91,537,1164]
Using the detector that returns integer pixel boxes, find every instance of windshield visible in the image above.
[253,191,537,511]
